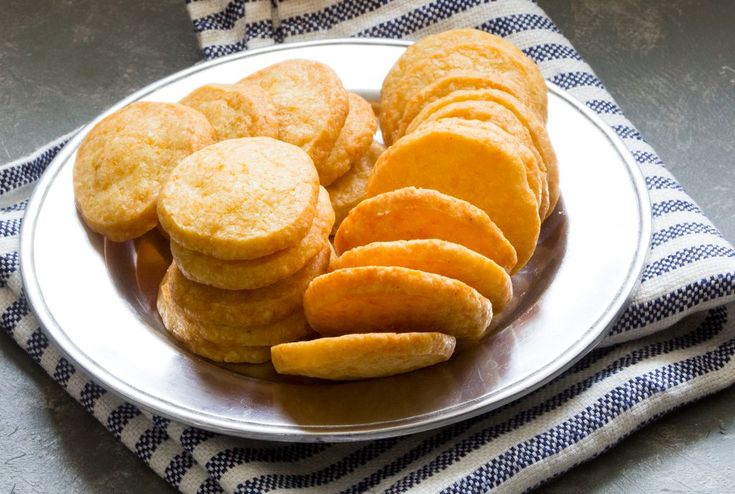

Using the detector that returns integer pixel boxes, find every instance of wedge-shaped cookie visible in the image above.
[396,70,540,142]
[241,59,349,182]
[380,29,547,145]
[331,239,513,312]
[304,266,493,340]
[158,272,272,363]
[74,102,216,242]
[158,137,319,260]
[169,245,330,327]
[334,186,517,272]
[172,187,334,290]
[407,100,549,219]
[320,93,377,185]
[366,119,540,272]
[326,140,385,234]
[271,332,456,380]
[411,88,559,218]
[179,82,279,141]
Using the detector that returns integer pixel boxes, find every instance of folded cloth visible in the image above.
[2,0,734,492]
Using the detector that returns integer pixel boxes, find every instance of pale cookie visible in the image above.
[411,88,559,218]
[395,70,539,143]
[271,332,456,380]
[326,140,385,234]
[171,187,334,290]
[304,266,493,340]
[241,59,349,180]
[169,245,330,327]
[158,137,320,260]
[331,239,513,312]
[380,29,547,146]
[320,93,377,186]
[73,102,216,242]
[366,119,540,272]
[157,271,271,363]
[334,187,517,272]
[406,98,549,218]
[179,82,279,141]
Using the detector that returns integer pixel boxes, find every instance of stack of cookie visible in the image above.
[156,137,333,363]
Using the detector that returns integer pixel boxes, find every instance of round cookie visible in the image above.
[320,93,377,186]
[179,82,279,141]
[241,59,349,180]
[326,140,385,233]
[304,266,493,340]
[366,119,540,272]
[380,29,547,146]
[169,245,330,327]
[330,239,513,311]
[73,102,216,242]
[395,70,539,143]
[410,88,559,218]
[334,187,517,272]
[158,137,320,260]
[271,332,456,380]
[171,187,334,290]
[157,271,271,363]
[406,98,549,218]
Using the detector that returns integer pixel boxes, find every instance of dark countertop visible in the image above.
[1,1,733,492]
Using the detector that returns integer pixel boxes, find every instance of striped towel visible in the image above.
[2,0,734,492]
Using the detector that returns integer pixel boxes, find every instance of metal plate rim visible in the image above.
[20,38,651,442]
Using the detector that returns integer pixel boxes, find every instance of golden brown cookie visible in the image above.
[271,332,456,380]
[157,271,272,363]
[304,266,493,340]
[405,98,549,218]
[366,119,540,272]
[326,140,385,234]
[169,245,330,327]
[320,93,377,185]
[179,82,279,141]
[73,102,216,242]
[380,29,547,146]
[171,187,334,290]
[395,70,539,143]
[330,239,513,312]
[334,187,517,272]
[158,137,320,260]
[241,59,349,180]
[410,88,559,218]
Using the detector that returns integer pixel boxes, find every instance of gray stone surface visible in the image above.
[0,0,733,492]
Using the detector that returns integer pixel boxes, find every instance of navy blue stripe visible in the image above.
[612,124,644,141]
[52,357,75,387]
[79,382,106,413]
[0,251,19,287]
[107,403,142,439]
[651,222,722,248]
[0,199,28,213]
[641,244,735,282]
[345,308,727,493]
[523,43,581,63]
[205,443,332,481]
[192,1,245,32]
[280,0,390,38]
[25,327,49,362]
[651,199,702,217]
[135,426,170,463]
[611,273,735,334]
[196,477,225,494]
[645,175,684,191]
[164,452,196,488]
[476,13,560,38]
[548,71,604,90]
[0,217,22,237]
[1,296,30,335]
[585,99,623,115]
[632,150,664,165]
[0,140,67,194]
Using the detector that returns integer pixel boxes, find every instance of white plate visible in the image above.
[21,40,650,442]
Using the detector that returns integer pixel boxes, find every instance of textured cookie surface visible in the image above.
[179,82,279,141]
[73,102,216,241]
[320,93,377,185]
[380,29,547,145]
[271,332,455,380]
[157,271,272,363]
[158,137,319,260]
[242,59,349,180]
[171,187,334,290]
[331,239,513,311]
[326,140,385,233]
[304,266,493,339]
[169,245,330,327]
[334,187,517,272]
[366,120,540,272]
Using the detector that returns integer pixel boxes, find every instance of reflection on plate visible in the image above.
[21,40,650,441]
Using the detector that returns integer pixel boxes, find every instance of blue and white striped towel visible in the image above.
[2,0,735,492]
